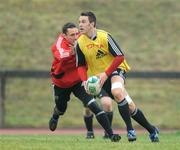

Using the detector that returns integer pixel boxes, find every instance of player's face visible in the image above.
[79,16,94,35]
[65,27,78,45]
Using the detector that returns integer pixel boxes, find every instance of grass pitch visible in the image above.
[0,131,180,150]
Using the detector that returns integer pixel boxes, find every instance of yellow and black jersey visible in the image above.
[76,29,130,76]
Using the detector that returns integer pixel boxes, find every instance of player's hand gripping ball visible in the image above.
[86,76,101,96]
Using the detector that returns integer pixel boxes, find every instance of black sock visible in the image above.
[118,99,133,131]
[84,114,93,132]
[104,111,113,135]
[131,108,155,133]
[52,107,61,120]
[106,111,113,127]
[96,112,113,137]
[52,114,59,120]
[87,101,113,137]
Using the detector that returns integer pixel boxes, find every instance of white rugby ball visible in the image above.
[86,76,101,96]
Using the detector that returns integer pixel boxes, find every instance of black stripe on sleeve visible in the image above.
[75,43,86,66]
[108,34,124,56]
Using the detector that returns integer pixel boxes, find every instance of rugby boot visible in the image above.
[149,127,159,142]
[49,117,58,131]
[86,131,95,139]
[127,129,137,142]
[110,134,121,142]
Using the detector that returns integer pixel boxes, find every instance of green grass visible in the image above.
[0,132,180,150]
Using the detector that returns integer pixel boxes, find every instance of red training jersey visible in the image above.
[50,34,81,88]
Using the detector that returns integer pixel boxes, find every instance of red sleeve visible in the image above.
[77,66,88,81]
[52,43,70,62]
[52,42,72,62]
[52,38,76,73]
[52,44,61,61]
[105,55,124,76]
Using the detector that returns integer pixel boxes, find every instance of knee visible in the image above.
[84,107,93,116]
[128,101,136,114]
[111,82,125,101]
[111,88,125,101]
[101,97,112,112]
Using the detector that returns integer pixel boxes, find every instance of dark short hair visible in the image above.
[80,11,96,27]
[62,22,76,34]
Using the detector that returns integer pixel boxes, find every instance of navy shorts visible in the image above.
[102,68,126,100]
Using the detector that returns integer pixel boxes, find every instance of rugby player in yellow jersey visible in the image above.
[76,11,159,142]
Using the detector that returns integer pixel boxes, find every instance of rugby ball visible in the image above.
[86,76,101,96]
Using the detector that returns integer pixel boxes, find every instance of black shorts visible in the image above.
[53,82,93,107]
[96,88,109,99]
[102,68,126,99]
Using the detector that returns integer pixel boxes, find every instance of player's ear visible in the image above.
[90,22,94,29]
[91,22,95,27]
[91,21,96,28]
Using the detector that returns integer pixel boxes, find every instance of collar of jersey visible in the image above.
[91,31,97,40]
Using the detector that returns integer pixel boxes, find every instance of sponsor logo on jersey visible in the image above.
[96,50,107,59]
[86,43,104,49]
